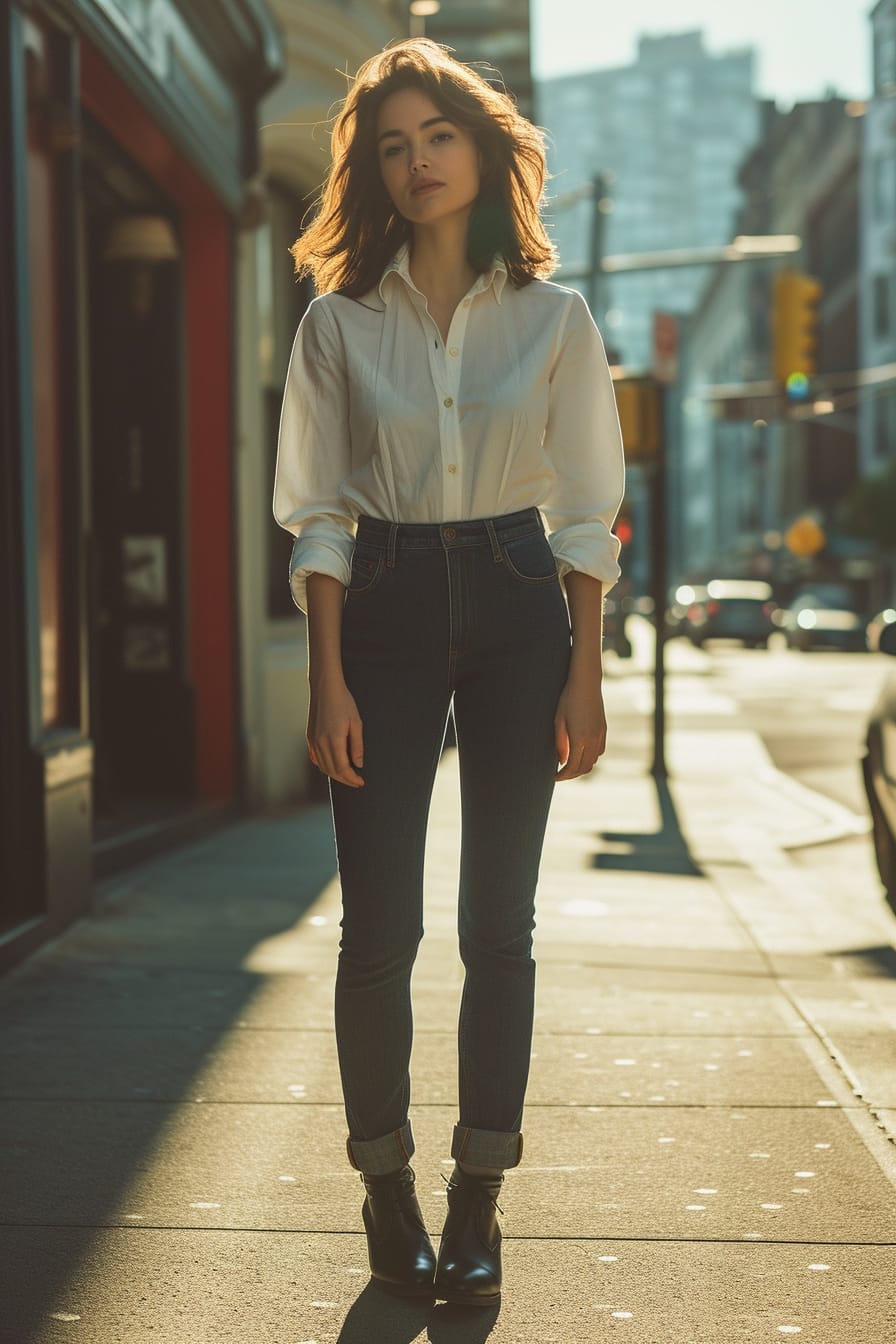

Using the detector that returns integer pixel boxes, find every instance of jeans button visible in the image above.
[443,526,457,541]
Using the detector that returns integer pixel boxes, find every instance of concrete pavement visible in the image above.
[2,678,896,1342]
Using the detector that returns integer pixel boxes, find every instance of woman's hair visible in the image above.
[290,38,557,297]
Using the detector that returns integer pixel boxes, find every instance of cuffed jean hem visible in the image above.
[451,1124,524,1171]
[346,1121,415,1176]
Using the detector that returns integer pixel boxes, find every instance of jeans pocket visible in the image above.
[500,532,559,585]
[346,543,385,597]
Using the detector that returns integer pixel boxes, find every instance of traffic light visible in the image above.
[772,270,822,386]
[614,515,633,545]
[613,377,661,462]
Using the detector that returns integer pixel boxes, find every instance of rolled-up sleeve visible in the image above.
[542,290,625,593]
[272,298,354,613]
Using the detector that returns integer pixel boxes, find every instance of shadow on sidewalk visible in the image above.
[335,1282,500,1343]
[0,809,340,1344]
[593,775,702,877]
[830,944,896,977]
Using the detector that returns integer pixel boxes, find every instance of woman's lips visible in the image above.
[411,181,444,196]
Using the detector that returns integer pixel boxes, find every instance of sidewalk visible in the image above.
[2,701,896,1342]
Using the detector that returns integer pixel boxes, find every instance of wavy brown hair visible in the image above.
[290,38,557,297]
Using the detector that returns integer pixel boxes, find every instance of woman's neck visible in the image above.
[408,219,477,305]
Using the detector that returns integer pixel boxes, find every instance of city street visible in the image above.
[3,2,894,1340]
[607,625,894,955]
[611,619,886,810]
[2,637,896,1342]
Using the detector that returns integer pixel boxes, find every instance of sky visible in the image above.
[532,0,873,105]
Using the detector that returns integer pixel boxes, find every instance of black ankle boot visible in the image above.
[434,1170,504,1306]
[360,1165,436,1298]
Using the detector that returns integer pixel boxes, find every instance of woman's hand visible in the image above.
[307,676,365,788]
[555,569,607,780]
[305,572,364,788]
[554,672,608,781]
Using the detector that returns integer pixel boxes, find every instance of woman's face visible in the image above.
[376,86,481,229]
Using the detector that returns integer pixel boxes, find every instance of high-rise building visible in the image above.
[678,97,861,585]
[860,0,896,475]
[538,31,758,367]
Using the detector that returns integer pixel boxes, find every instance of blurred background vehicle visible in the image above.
[862,622,896,915]
[866,606,896,653]
[677,579,778,648]
[666,584,708,638]
[777,583,867,651]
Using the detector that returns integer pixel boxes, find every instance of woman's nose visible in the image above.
[409,145,430,174]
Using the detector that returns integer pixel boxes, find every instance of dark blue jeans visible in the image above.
[330,508,571,1176]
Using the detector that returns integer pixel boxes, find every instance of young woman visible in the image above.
[273,38,624,1307]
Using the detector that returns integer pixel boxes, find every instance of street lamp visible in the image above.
[409,1,440,37]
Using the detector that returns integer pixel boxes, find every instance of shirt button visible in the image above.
[462,298,471,308]
[449,346,459,357]
[447,464,457,474]
[443,397,454,408]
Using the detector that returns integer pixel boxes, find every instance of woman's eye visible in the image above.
[381,130,453,159]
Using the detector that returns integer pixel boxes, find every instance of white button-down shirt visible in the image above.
[273,243,625,612]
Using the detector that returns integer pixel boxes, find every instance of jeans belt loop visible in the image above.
[386,522,399,569]
[484,517,502,564]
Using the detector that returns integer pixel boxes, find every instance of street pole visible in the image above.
[650,383,668,778]
[587,172,609,326]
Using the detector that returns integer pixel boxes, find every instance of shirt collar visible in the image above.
[377,241,508,306]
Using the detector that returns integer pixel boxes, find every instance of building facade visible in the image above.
[676,251,756,579]
[678,98,862,588]
[537,31,758,369]
[0,0,283,970]
[860,0,896,477]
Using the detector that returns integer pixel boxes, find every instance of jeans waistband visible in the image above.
[355,507,543,553]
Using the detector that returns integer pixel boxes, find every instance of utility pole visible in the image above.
[648,386,668,778]
[587,172,609,326]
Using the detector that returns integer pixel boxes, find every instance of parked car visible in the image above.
[681,579,777,648]
[666,584,708,637]
[866,606,896,653]
[778,583,866,651]
[862,621,896,914]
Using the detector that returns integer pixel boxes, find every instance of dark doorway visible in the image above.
[82,119,196,834]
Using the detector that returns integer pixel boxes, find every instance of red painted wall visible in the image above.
[80,41,235,801]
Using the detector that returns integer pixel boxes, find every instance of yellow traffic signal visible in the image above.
[772,270,822,384]
[613,378,661,461]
